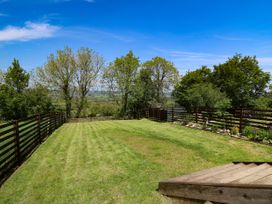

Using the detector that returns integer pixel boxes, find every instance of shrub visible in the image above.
[242,126,257,140]
[230,126,239,135]
[242,126,272,141]
[255,129,269,141]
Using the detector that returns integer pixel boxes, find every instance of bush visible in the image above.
[242,126,257,140]
[255,129,269,141]
[242,126,272,141]
[230,126,239,135]
[80,101,119,118]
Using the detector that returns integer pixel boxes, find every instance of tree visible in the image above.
[37,47,76,118]
[0,84,28,120]
[143,57,179,105]
[184,83,231,112]
[173,66,212,108]
[25,85,55,115]
[75,48,104,117]
[128,68,154,118]
[212,54,270,108]
[103,51,140,115]
[5,59,29,93]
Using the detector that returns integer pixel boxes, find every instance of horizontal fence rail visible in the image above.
[0,112,66,185]
[148,107,272,133]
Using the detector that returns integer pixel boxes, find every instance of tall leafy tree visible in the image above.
[5,59,29,93]
[143,57,179,105]
[25,85,55,115]
[75,48,104,117]
[128,68,154,118]
[212,54,270,108]
[37,47,76,118]
[173,66,212,108]
[0,84,28,120]
[103,51,139,115]
[184,83,231,111]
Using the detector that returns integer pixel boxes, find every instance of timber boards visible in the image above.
[158,162,272,204]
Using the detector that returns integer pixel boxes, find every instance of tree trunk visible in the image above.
[65,99,72,118]
[76,97,85,118]
[122,92,128,116]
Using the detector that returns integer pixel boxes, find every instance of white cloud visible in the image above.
[0,21,60,42]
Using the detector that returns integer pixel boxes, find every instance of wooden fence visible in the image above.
[148,107,272,132]
[0,113,66,185]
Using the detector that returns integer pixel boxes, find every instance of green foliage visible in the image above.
[0,84,28,120]
[128,68,154,118]
[242,126,272,141]
[103,51,140,116]
[81,101,118,117]
[25,85,55,115]
[173,55,270,110]
[173,66,212,108]
[143,57,179,105]
[5,59,29,93]
[251,96,272,109]
[183,83,231,111]
[74,48,104,117]
[0,59,57,120]
[37,47,77,118]
[242,126,256,139]
[212,54,270,108]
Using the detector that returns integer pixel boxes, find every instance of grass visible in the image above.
[1,119,272,204]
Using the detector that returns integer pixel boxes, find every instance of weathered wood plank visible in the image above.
[200,164,256,183]
[187,163,246,183]
[165,163,234,183]
[232,164,272,184]
[159,182,272,204]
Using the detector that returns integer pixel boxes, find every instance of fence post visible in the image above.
[239,108,243,133]
[13,120,21,165]
[172,107,174,122]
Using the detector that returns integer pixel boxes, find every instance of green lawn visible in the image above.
[1,119,272,204]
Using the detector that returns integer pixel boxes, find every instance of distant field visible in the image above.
[1,119,272,203]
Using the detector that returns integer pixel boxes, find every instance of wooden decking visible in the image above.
[159,162,272,204]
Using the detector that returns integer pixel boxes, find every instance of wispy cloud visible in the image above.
[154,48,272,73]
[0,0,8,3]
[153,48,228,67]
[84,0,95,2]
[258,57,272,65]
[0,13,7,17]
[62,27,134,43]
[214,34,252,41]
[0,21,60,42]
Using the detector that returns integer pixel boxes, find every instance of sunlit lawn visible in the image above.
[1,119,272,204]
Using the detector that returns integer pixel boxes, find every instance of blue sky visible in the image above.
[1,0,272,74]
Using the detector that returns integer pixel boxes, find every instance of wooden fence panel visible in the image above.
[0,112,66,185]
[148,108,272,132]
